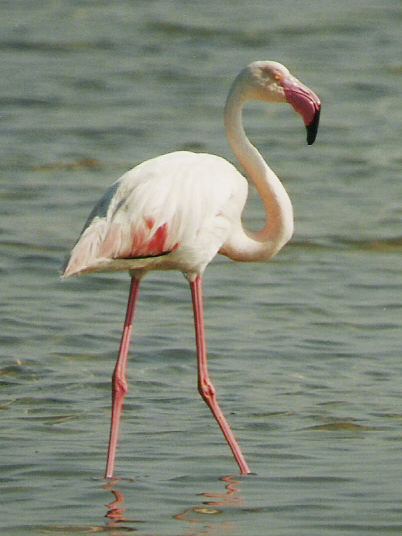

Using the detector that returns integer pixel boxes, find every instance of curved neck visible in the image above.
[222,79,294,261]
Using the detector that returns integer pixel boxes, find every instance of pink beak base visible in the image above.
[282,77,321,145]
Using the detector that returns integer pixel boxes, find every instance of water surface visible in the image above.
[1,1,402,534]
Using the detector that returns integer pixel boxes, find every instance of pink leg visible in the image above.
[190,276,251,475]
[105,276,140,479]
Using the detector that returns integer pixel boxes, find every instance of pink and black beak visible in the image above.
[282,75,321,145]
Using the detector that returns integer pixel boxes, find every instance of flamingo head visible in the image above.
[245,61,321,145]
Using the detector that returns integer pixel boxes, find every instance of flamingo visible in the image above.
[63,61,321,478]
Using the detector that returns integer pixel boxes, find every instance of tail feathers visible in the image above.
[62,218,108,278]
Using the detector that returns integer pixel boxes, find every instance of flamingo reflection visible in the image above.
[174,475,243,535]
[104,479,139,534]
[103,475,243,535]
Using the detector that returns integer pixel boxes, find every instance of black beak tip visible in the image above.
[306,108,321,145]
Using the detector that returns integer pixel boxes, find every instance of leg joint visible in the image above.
[198,378,217,403]
[112,372,128,397]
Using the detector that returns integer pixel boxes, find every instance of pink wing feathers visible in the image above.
[63,187,179,277]
[99,218,171,259]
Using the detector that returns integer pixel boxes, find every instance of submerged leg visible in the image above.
[190,275,251,475]
[105,276,141,479]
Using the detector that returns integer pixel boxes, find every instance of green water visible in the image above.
[1,1,402,534]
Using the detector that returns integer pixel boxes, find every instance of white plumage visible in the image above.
[64,151,248,278]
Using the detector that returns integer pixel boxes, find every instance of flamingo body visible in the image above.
[64,151,248,279]
[63,60,321,478]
